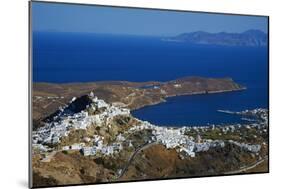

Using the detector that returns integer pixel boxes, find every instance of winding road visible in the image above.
[117,141,157,179]
[224,156,268,174]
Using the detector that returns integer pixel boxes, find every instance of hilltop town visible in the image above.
[32,87,268,187]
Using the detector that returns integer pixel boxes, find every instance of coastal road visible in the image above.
[224,156,268,174]
[117,141,157,179]
[124,92,145,107]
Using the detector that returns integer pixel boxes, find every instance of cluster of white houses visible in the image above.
[80,134,123,156]
[133,122,226,157]
[82,142,123,156]
[32,92,130,147]
[60,137,124,156]
[218,108,268,126]
[128,111,266,157]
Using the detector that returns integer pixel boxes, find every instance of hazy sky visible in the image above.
[32,2,268,36]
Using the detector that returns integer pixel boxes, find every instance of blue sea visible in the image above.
[33,32,269,126]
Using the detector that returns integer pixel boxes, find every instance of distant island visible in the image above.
[163,30,268,47]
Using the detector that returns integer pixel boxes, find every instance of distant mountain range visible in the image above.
[164,30,268,47]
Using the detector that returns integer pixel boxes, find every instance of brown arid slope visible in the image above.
[33,141,268,187]
[120,143,267,181]
[33,77,245,124]
[32,151,115,187]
